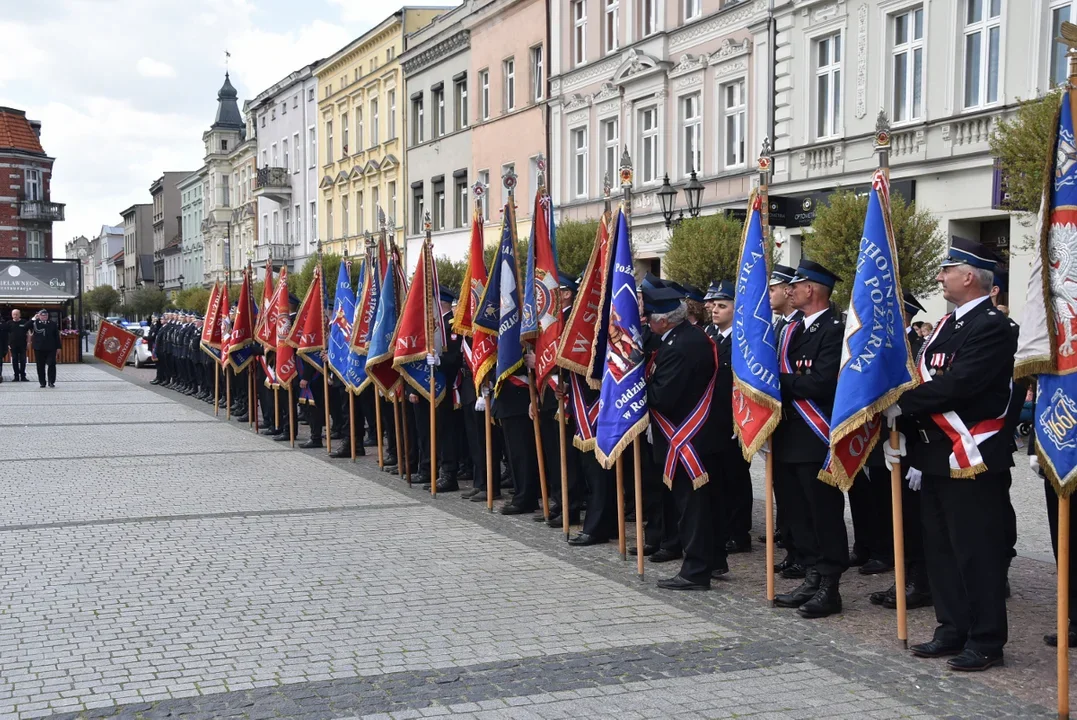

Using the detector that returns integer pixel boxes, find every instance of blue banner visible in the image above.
[344,259,368,391]
[474,204,524,396]
[821,172,918,489]
[594,207,648,468]
[521,217,538,339]
[365,251,401,394]
[328,261,356,384]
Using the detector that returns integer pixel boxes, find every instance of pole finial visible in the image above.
[874,110,891,150]
[757,138,772,176]
[503,167,518,198]
[619,146,633,190]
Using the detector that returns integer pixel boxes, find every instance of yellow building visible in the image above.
[316,7,444,256]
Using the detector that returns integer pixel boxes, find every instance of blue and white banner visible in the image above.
[474,203,525,396]
[328,261,356,386]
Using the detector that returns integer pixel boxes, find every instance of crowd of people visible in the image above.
[138,234,1063,674]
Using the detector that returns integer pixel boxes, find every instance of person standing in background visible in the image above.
[6,308,30,382]
[30,309,60,388]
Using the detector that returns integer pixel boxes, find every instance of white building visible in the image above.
[178,171,205,288]
[93,224,123,289]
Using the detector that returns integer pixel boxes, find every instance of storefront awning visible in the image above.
[0,258,80,303]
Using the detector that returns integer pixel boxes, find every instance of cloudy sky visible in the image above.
[0,0,460,254]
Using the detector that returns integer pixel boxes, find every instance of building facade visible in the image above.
[178,171,205,289]
[226,122,258,284]
[400,3,475,265]
[93,224,123,289]
[198,73,248,286]
[64,235,94,291]
[315,7,444,260]
[119,203,153,302]
[248,61,322,273]
[150,172,190,288]
[0,107,64,259]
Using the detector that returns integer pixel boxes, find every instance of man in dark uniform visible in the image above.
[773,259,848,618]
[299,356,326,449]
[0,311,7,383]
[6,308,30,382]
[459,338,503,503]
[889,237,1015,671]
[152,313,171,386]
[495,352,541,515]
[29,309,60,388]
[643,285,724,590]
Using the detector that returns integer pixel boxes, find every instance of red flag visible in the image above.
[274,266,298,385]
[350,254,377,356]
[201,282,222,349]
[227,267,255,370]
[555,211,612,387]
[287,262,326,370]
[531,190,562,391]
[217,282,231,367]
[255,260,277,348]
[452,208,497,391]
[93,321,137,370]
[393,240,438,367]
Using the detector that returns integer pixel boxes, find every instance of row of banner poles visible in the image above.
[343,245,357,463]
[366,230,386,469]
[757,139,776,604]
[423,211,440,497]
[472,181,497,515]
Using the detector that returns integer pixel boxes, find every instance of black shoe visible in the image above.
[774,555,797,573]
[364,433,378,447]
[568,533,607,546]
[711,563,730,578]
[456,469,474,481]
[150,379,160,385]
[859,559,894,575]
[273,433,292,442]
[470,490,501,503]
[910,639,963,659]
[629,544,659,557]
[499,503,532,515]
[330,429,344,440]
[883,584,933,610]
[649,548,683,563]
[460,487,482,500]
[435,478,459,492]
[329,444,351,459]
[382,453,397,467]
[774,570,821,608]
[947,648,1004,672]
[234,414,249,423]
[780,562,807,580]
[869,585,896,607]
[849,550,868,567]
[299,439,322,449]
[260,427,280,436]
[548,512,579,528]
[797,575,842,618]
[48,383,55,388]
[656,575,709,591]
[725,539,752,554]
[1044,631,1077,647]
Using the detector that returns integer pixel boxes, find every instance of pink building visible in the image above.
[548,0,770,274]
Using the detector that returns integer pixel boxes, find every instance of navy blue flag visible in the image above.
[594,206,648,468]
[328,260,356,385]
[474,203,524,396]
[344,259,368,391]
[820,170,918,490]
[365,250,402,395]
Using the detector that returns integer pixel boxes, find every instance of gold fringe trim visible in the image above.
[392,349,429,368]
[398,366,446,408]
[493,359,526,398]
[1040,447,1077,498]
[473,354,496,394]
[555,213,607,376]
[573,436,596,452]
[584,210,616,391]
[731,377,782,460]
[1014,356,1055,381]
[594,415,650,470]
[949,462,986,479]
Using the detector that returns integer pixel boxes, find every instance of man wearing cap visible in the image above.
[886,237,1015,671]
[29,309,60,388]
[642,285,724,590]
[773,259,848,618]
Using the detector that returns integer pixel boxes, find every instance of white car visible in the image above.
[126,326,155,368]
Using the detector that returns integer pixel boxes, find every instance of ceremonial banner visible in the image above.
[287,262,327,371]
[594,206,648,468]
[273,266,298,386]
[731,192,782,458]
[453,210,498,391]
[200,282,222,349]
[351,251,379,357]
[227,267,255,372]
[474,203,525,396]
[93,321,137,370]
[216,283,231,367]
[819,171,918,489]
[556,211,612,387]
[1017,88,1077,495]
[529,189,563,392]
[255,261,279,349]
[344,258,369,391]
[393,240,446,404]
[328,260,356,385]
[366,248,404,395]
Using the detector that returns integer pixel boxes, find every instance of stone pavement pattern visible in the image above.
[0,364,1060,718]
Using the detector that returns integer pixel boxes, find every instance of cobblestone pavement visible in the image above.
[0,363,1063,718]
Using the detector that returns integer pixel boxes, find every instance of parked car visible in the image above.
[105,315,124,326]
[125,325,154,368]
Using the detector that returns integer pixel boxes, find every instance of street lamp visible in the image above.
[684,171,704,218]
[657,171,705,228]
[178,274,185,290]
[657,174,678,228]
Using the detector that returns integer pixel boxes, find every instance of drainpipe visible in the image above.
[767,0,776,155]
[545,0,552,200]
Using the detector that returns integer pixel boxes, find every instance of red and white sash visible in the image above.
[917,312,1009,477]
[570,372,601,450]
[778,320,831,443]
[650,342,718,489]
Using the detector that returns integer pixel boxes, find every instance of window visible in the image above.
[293,133,300,172]
[387,47,395,62]
[309,88,315,102]
[413,95,425,143]
[433,180,446,231]
[282,100,287,115]
[891,7,924,123]
[295,204,302,243]
[504,58,516,111]
[264,214,270,245]
[24,169,41,201]
[326,120,334,164]
[372,187,379,230]
[722,79,747,168]
[480,70,491,120]
[327,199,334,241]
[572,127,588,198]
[282,139,290,172]
[294,94,298,108]
[684,0,701,20]
[284,208,291,243]
[27,230,44,258]
[271,143,278,166]
[358,191,365,235]
[641,0,658,37]
[963,0,1001,108]
[435,86,446,136]
[605,0,619,54]
[342,112,349,156]
[601,118,619,186]
[531,46,544,102]
[371,98,380,145]
[680,93,701,176]
[413,186,425,234]
[272,210,279,242]
[310,201,317,243]
[1052,1,1071,86]
[815,33,842,138]
[638,106,658,184]
[261,115,266,128]
[342,194,349,237]
[454,175,468,229]
[220,139,229,152]
[478,169,490,220]
[501,163,515,206]
[573,1,587,66]
[388,181,397,224]
[309,127,316,168]
[455,77,469,130]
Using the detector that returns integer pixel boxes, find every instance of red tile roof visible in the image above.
[0,107,44,155]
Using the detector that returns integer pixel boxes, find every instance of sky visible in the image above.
[0,0,461,255]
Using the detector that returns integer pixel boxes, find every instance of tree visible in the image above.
[85,285,121,318]
[435,255,467,294]
[174,287,211,313]
[556,219,599,278]
[291,253,357,305]
[989,88,1060,240]
[664,213,750,289]
[803,189,946,308]
[128,287,168,319]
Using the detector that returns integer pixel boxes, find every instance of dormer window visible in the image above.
[220,139,228,152]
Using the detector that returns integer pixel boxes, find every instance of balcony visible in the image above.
[254,166,292,204]
[254,242,293,264]
[19,200,65,222]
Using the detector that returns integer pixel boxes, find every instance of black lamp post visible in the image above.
[178,274,185,290]
[684,170,704,218]
[657,174,678,228]
[658,171,705,228]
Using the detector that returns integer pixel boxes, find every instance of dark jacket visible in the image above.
[710,328,736,452]
[6,319,29,351]
[29,319,60,352]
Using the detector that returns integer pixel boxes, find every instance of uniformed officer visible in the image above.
[495,349,541,516]
[643,284,724,590]
[887,236,1015,671]
[773,259,847,618]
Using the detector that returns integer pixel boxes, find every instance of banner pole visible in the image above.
[323,370,332,455]
[422,220,437,497]
[214,364,220,417]
[633,437,644,578]
[765,450,776,604]
[1060,494,1071,720]
[558,390,570,538]
[349,391,357,462]
[375,390,385,468]
[615,455,626,561]
[485,400,495,513]
[288,384,295,447]
[226,366,231,420]
[402,393,413,486]
[529,374,550,519]
[274,384,280,433]
[248,367,255,429]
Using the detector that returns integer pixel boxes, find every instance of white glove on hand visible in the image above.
[1030,454,1041,475]
[883,432,907,471]
[475,397,487,412]
[906,467,923,491]
[426,353,440,366]
[757,440,770,456]
[882,403,903,429]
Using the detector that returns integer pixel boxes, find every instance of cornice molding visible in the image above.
[402,30,470,76]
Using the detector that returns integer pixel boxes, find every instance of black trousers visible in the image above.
[580,450,616,539]
[773,459,799,561]
[785,462,849,577]
[538,413,582,509]
[260,380,276,428]
[717,448,753,546]
[329,383,347,435]
[642,442,680,551]
[463,403,502,493]
[865,465,924,570]
[670,453,723,585]
[358,386,376,441]
[850,468,894,563]
[501,415,539,510]
[10,348,26,380]
[1045,478,1077,623]
[307,378,325,440]
[921,471,1009,656]
[411,399,433,477]
[35,349,56,386]
[438,402,461,475]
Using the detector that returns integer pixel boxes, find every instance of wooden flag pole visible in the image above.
[633,437,644,578]
[402,394,413,486]
[765,451,776,603]
[529,374,550,519]
[375,390,385,467]
[558,390,570,537]
[274,385,280,433]
[615,455,627,560]
[1060,495,1071,720]
[226,366,232,419]
[393,395,407,483]
[422,215,438,497]
[485,400,495,512]
[248,367,255,429]
[349,391,357,461]
[288,384,296,447]
[252,365,259,433]
[214,364,220,417]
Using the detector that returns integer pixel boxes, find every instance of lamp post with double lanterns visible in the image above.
[657,170,704,229]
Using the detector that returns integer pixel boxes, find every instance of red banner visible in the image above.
[274,266,298,385]
[287,262,326,370]
[255,261,277,348]
[201,282,222,348]
[555,211,612,386]
[93,321,137,370]
[531,191,561,391]
[452,210,497,391]
[227,267,255,370]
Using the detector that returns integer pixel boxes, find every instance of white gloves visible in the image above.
[882,403,902,429]
[883,432,907,471]
[1030,454,1041,475]
[475,397,487,412]
[906,467,922,491]
[426,353,440,366]
[757,440,770,456]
